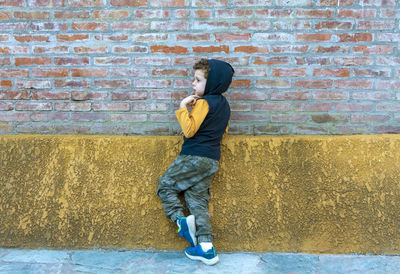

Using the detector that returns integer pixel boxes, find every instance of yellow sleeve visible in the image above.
[175,99,209,138]
[223,122,229,138]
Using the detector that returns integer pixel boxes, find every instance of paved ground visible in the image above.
[0,248,399,274]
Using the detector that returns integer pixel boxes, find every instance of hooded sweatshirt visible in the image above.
[177,59,234,160]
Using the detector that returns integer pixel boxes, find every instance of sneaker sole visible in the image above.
[185,251,219,266]
[186,215,197,246]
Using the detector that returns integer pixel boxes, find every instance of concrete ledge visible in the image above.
[0,135,399,254]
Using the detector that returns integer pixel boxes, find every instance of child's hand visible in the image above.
[180,95,200,109]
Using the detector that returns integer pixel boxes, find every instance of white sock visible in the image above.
[200,242,213,252]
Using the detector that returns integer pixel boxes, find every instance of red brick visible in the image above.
[54,79,90,88]
[296,9,334,17]
[151,21,188,31]
[152,69,188,77]
[376,103,400,112]
[54,102,91,111]
[15,102,52,111]
[134,79,171,88]
[14,57,50,66]
[30,23,68,31]
[232,21,270,30]
[0,102,13,111]
[374,126,400,134]
[195,10,211,18]
[357,20,395,30]
[151,91,186,100]
[353,92,391,100]
[253,33,292,41]
[193,0,229,6]
[14,11,50,19]
[111,22,149,31]
[269,9,295,17]
[74,46,107,54]
[273,68,307,77]
[135,57,171,66]
[315,21,352,30]
[0,90,29,99]
[55,124,90,134]
[295,80,332,89]
[273,20,311,30]
[354,45,393,54]
[296,33,331,42]
[151,45,188,54]
[94,57,131,65]
[234,68,268,77]
[317,0,354,5]
[93,102,130,111]
[33,46,68,54]
[94,80,130,88]
[54,11,90,19]
[231,91,267,101]
[256,80,291,88]
[0,113,30,122]
[32,69,69,78]
[376,80,400,90]
[72,69,108,77]
[0,34,9,41]
[112,91,148,100]
[111,68,148,77]
[294,102,331,111]
[231,113,268,121]
[174,80,191,88]
[134,34,169,42]
[376,57,400,66]
[312,91,349,100]
[271,91,309,100]
[72,91,107,101]
[95,34,129,42]
[193,45,229,53]
[72,22,108,31]
[0,69,29,77]
[338,9,376,18]
[230,103,251,111]
[14,35,49,42]
[0,23,28,31]
[111,113,147,122]
[354,68,390,77]
[337,33,373,42]
[192,21,229,30]
[214,33,251,42]
[132,102,169,112]
[0,57,11,65]
[234,45,269,54]
[72,113,108,122]
[334,57,373,66]
[31,113,69,122]
[93,10,130,19]
[149,0,187,6]
[271,114,307,123]
[110,0,147,6]
[254,56,290,65]
[272,45,308,53]
[28,0,66,7]
[313,68,350,77]
[0,0,25,7]
[0,80,12,88]
[69,0,104,7]
[174,9,190,18]
[313,45,350,53]
[32,91,69,100]
[334,103,373,111]
[55,57,89,66]
[150,114,176,122]
[359,0,395,5]
[233,0,272,5]
[311,114,348,123]
[335,80,373,89]
[380,8,397,17]
[0,46,29,54]
[176,33,210,41]
[253,102,291,111]
[113,46,147,53]
[57,34,90,42]
[133,9,170,18]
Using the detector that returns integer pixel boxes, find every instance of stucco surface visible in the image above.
[0,135,399,254]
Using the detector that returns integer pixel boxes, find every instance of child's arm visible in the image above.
[176,98,209,138]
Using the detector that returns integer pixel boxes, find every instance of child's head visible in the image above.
[192,59,210,97]
[192,59,234,97]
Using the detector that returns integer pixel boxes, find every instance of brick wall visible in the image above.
[0,0,399,135]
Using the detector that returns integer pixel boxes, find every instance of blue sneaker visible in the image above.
[185,244,219,265]
[177,215,197,247]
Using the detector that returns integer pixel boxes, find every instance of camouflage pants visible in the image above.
[157,154,219,243]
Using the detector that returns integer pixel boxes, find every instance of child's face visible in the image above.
[192,69,207,97]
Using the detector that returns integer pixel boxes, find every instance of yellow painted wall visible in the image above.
[0,135,399,254]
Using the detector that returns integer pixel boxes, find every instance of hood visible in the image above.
[204,59,234,96]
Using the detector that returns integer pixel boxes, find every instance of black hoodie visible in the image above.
[180,59,234,160]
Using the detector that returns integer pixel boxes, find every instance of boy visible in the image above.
[157,59,234,265]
